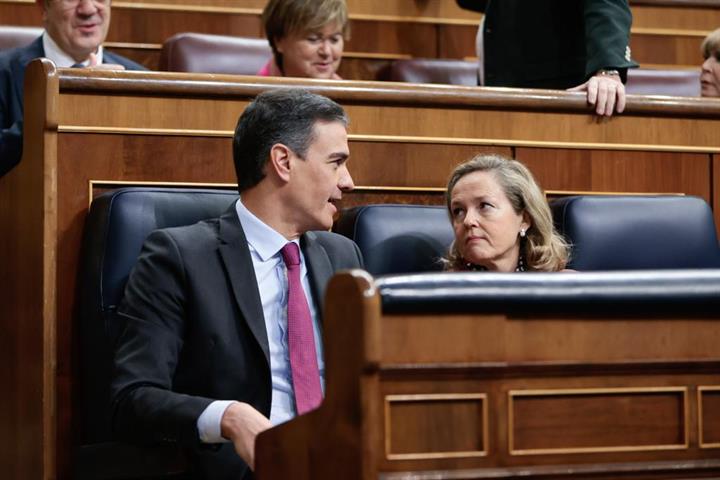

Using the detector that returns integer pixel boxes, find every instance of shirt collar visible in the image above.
[235,197,297,261]
[42,31,104,68]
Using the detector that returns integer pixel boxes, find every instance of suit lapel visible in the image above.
[218,206,270,364]
[301,231,334,324]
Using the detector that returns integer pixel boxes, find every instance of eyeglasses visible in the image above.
[56,0,110,7]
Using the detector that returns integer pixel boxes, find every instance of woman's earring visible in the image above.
[520,228,526,238]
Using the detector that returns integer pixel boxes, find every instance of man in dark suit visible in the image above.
[456,0,638,116]
[0,0,145,177]
[111,88,364,480]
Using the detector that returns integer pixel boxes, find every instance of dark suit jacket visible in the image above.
[0,36,146,177]
[111,206,364,480]
[456,0,638,88]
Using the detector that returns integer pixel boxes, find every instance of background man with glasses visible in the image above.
[0,0,146,177]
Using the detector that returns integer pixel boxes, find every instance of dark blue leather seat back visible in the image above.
[77,188,238,446]
[551,195,720,270]
[334,204,454,276]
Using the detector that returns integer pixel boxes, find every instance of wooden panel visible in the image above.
[117,0,265,8]
[337,191,445,211]
[0,0,478,21]
[9,63,720,480]
[338,57,394,82]
[516,148,712,200]
[108,8,262,44]
[0,2,39,26]
[6,0,720,71]
[526,146,717,226]
[632,4,720,31]
[438,24,479,60]
[510,388,687,454]
[255,269,720,479]
[345,0,479,20]
[699,387,720,447]
[380,314,720,365]
[0,55,56,480]
[347,20,438,58]
[631,32,704,68]
[385,394,487,459]
[349,142,510,188]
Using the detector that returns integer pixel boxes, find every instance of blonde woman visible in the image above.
[445,154,571,272]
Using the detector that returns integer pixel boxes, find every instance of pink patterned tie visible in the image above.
[281,242,323,415]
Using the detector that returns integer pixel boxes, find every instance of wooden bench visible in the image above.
[3,59,720,479]
[0,0,716,73]
[256,269,720,479]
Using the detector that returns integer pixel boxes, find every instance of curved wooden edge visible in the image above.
[26,58,59,129]
[323,269,381,391]
[255,269,380,480]
[0,56,61,480]
[55,68,720,117]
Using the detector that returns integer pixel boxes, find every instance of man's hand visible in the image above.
[86,52,126,71]
[568,72,626,117]
[220,402,273,470]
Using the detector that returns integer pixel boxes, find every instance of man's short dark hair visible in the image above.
[233,88,348,192]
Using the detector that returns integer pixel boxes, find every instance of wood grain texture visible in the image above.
[699,389,720,446]
[255,271,720,478]
[3,0,718,70]
[0,58,58,480]
[510,390,686,452]
[7,62,720,480]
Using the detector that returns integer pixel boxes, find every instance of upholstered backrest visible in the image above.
[0,25,42,50]
[159,32,272,74]
[388,58,478,86]
[625,68,701,97]
[551,195,720,270]
[334,204,454,276]
[77,187,238,444]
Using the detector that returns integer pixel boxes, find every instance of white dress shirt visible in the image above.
[41,31,104,67]
[196,198,325,443]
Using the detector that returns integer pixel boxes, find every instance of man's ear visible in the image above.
[268,143,292,183]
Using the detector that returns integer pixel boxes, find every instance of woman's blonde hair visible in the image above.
[262,0,349,73]
[702,28,720,59]
[444,154,570,272]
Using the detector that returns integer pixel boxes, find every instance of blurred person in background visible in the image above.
[700,28,720,97]
[456,0,638,117]
[259,0,348,79]
[0,0,145,177]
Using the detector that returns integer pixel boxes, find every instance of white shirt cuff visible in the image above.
[197,400,235,443]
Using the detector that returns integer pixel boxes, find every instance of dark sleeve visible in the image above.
[584,0,639,82]
[104,51,149,71]
[111,229,214,448]
[0,66,23,177]
[456,0,488,13]
[0,121,22,177]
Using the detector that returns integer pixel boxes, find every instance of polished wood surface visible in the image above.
[0,58,58,480]
[4,60,720,479]
[254,270,720,479]
[1,0,716,71]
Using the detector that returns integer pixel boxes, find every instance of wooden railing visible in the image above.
[1,0,716,73]
[2,60,720,479]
